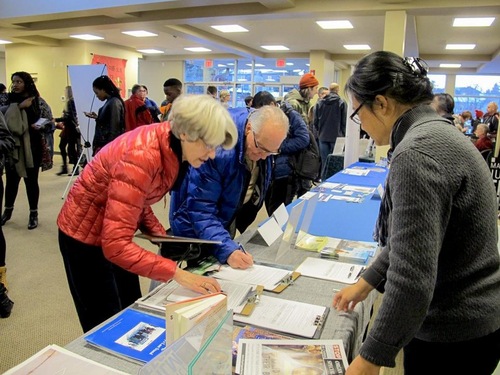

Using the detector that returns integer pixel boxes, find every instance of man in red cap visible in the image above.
[472,109,484,133]
[284,72,320,195]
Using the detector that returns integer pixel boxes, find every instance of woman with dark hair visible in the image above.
[83,75,125,156]
[333,51,500,375]
[54,86,81,176]
[0,71,54,230]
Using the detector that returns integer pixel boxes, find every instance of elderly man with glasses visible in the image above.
[169,105,289,269]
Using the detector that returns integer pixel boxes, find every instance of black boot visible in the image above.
[0,283,13,318]
[56,165,68,176]
[28,210,38,230]
[68,165,79,176]
[1,207,13,226]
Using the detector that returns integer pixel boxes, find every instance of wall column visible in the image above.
[309,50,335,89]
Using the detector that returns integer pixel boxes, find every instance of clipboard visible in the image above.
[135,233,222,244]
[269,271,301,293]
[239,285,264,316]
[311,307,330,339]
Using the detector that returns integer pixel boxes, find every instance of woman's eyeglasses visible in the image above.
[350,102,364,125]
[252,130,280,155]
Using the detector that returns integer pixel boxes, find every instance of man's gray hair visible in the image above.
[249,105,289,134]
[169,94,238,150]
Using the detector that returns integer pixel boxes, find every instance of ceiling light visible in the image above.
[254,63,265,67]
[453,17,494,27]
[286,62,294,66]
[137,49,164,54]
[440,63,462,68]
[343,44,371,50]
[0,40,12,44]
[70,34,104,41]
[445,44,476,50]
[261,45,289,51]
[211,25,248,33]
[316,20,353,29]
[184,47,212,52]
[122,30,158,37]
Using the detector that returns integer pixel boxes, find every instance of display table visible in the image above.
[65,162,387,373]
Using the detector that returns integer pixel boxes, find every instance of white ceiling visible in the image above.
[0,0,499,75]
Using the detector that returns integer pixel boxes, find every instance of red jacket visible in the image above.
[57,122,179,281]
[124,93,154,132]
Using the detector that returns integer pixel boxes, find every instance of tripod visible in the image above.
[61,139,91,200]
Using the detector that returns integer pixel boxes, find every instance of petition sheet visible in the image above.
[296,257,365,284]
[213,264,291,290]
[233,295,327,338]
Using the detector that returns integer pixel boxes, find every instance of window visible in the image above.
[454,75,500,114]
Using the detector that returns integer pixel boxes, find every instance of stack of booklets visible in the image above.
[296,233,378,265]
[235,339,349,375]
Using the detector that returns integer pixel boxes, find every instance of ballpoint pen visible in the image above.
[238,243,247,254]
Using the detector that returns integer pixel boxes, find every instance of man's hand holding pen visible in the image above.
[227,244,254,269]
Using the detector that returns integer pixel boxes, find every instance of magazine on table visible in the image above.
[235,339,349,375]
[84,308,166,363]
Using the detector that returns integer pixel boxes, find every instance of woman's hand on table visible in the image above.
[173,268,221,295]
[227,249,253,269]
[333,278,373,312]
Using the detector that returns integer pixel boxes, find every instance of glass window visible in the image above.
[429,74,446,93]
[454,75,500,114]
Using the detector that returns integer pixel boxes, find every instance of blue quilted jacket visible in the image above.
[169,107,273,263]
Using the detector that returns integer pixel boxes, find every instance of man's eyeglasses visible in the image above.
[252,130,280,155]
[350,102,364,125]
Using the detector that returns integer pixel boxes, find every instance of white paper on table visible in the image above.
[233,295,327,338]
[295,257,365,284]
[4,344,127,375]
[342,168,369,176]
[213,264,291,291]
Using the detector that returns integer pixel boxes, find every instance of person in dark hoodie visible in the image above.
[430,93,455,124]
[313,82,347,174]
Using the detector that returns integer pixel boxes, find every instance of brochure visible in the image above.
[84,308,166,363]
[235,339,349,375]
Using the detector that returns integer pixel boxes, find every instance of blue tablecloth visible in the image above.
[289,162,388,242]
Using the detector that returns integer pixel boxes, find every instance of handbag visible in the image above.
[40,136,53,172]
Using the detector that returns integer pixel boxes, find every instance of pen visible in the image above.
[238,243,247,254]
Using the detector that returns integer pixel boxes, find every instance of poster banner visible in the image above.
[91,54,127,97]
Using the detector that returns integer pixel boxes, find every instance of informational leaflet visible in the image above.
[84,308,166,363]
[295,257,365,284]
[233,295,328,339]
[235,339,349,375]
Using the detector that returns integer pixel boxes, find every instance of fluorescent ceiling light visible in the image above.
[316,20,353,29]
[184,47,211,52]
[122,30,158,37]
[137,49,164,54]
[217,64,227,67]
[261,45,289,51]
[0,40,12,44]
[440,63,462,68]
[446,44,476,50]
[453,17,494,27]
[70,34,104,41]
[286,62,294,66]
[343,44,371,50]
[211,25,248,33]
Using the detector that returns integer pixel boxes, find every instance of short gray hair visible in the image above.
[249,105,289,134]
[169,94,237,150]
